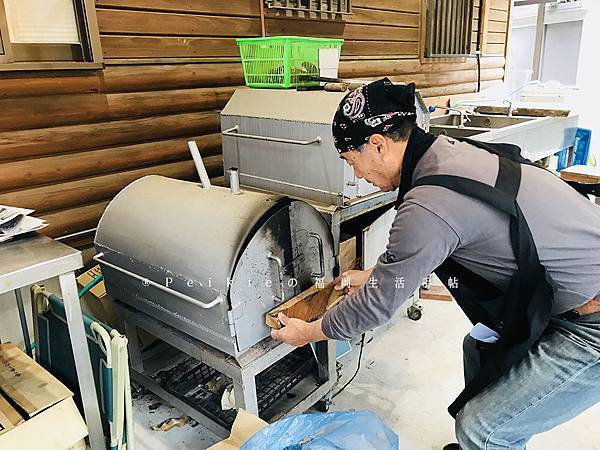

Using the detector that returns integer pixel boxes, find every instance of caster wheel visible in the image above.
[315,399,331,412]
[407,304,423,321]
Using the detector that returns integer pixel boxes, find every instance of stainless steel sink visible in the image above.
[429,127,486,139]
[430,114,534,128]
[427,113,578,161]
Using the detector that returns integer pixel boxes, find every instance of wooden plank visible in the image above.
[102,63,244,92]
[0,87,235,131]
[486,42,505,54]
[0,111,220,161]
[489,0,509,11]
[487,31,506,44]
[420,285,453,301]
[96,9,261,37]
[0,343,72,418]
[0,158,222,213]
[352,0,420,13]
[488,20,508,32]
[342,41,419,56]
[489,9,508,21]
[38,201,111,238]
[0,71,101,99]
[339,237,358,273]
[339,55,505,77]
[419,78,501,97]
[94,0,260,17]
[384,67,505,89]
[266,282,344,329]
[0,134,221,192]
[347,8,419,27]
[0,393,23,433]
[561,165,600,184]
[266,18,419,41]
[101,36,240,58]
[102,56,505,92]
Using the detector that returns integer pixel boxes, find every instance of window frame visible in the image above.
[0,0,103,71]
[424,0,475,58]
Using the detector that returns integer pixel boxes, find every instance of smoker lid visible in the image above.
[221,87,429,130]
[94,175,287,298]
[220,89,346,124]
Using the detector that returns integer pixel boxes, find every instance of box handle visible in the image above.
[222,125,322,146]
[93,253,224,310]
[308,232,325,278]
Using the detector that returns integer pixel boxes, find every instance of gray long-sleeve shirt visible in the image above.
[322,135,600,341]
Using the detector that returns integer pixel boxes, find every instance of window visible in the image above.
[509,0,585,85]
[0,0,101,69]
[265,0,352,15]
[425,0,475,57]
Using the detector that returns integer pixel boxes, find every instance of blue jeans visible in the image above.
[457,312,600,449]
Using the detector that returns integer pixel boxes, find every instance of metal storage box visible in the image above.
[221,88,429,206]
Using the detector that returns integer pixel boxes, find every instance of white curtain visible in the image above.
[4,0,80,44]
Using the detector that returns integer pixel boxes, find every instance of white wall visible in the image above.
[575,0,600,157]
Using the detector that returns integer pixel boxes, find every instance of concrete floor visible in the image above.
[133,299,600,449]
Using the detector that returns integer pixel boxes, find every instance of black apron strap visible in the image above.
[459,136,600,200]
[413,155,554,418]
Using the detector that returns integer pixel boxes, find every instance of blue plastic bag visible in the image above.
[240,410,399,450]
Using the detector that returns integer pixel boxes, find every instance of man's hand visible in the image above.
[271,313,327,347]
[333,267,374,295]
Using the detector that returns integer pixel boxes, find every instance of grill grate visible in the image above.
[155,346,317,429]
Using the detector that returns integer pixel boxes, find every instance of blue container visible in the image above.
[573,128,592,166]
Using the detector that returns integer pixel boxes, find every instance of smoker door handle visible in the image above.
[222,125,322,146]
[267,252,285,303]
[93,253,223,309]
[308,232,325,278]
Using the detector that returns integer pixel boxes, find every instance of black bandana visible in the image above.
[332,78,417,154]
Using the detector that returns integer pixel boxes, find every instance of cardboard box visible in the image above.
[77,265,158,350]
[208,409,268,450]
[0,343,88,449]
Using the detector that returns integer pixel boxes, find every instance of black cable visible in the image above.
[477,52,481,92]
[475,0,483,92]
[331,333,366,399]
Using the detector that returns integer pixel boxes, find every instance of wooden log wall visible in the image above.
[0,0,509,249]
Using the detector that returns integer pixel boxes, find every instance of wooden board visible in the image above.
[0,392,23,435]
[94,0,261,17]
[266,282,345,330]
[560,165,600,184]
[101,36,240,59]
[0,111,220,161]
[0,133,221,192]
[420,285,453,301]
[0,343,72,418]
[0,398,87,449]
[0,157,221,212]
[353,0,420,13]
[339,237,358,273]
[0,86,235,132]
[96,9,262,37]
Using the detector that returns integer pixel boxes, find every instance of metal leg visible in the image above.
[233,372,259,415]
[123,319,144,372]
[14,289,32,357]
[59,271,106,450]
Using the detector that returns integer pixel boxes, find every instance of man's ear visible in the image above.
[368,134,386,151]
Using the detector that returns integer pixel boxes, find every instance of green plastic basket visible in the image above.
[236,36,344,88]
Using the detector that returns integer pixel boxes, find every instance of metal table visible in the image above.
[0,233,105,450]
